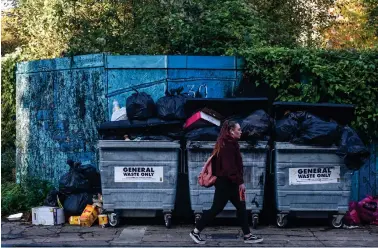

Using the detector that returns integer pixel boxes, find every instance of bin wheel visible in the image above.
[195,214,202,224]
[330,216,343,229]
[108,213,119,227]
[164,214,172,228]
[252,214,259,229]
[276,214,288,228]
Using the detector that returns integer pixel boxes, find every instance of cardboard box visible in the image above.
[32,207,65,226]
[69,216,80,225]
[80,205,98,227]
[184,108,223,130]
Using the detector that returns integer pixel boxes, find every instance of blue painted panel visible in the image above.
[167,69,241,98]
[72,54,104,69]
[351,171,359,201]
[167,56,187,69]
[17,57,71,74]
[16,74,32,109]
[168,56,244,69]
[106,55,167,69]
[106,69,167,120]
[353,143,378,200]
[107,69,167,94]
[16,65,106,186]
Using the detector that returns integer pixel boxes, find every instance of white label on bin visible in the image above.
[289,166,340,185]
[114,166,164,182]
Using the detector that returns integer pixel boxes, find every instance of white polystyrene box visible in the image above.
[32,206,65,225]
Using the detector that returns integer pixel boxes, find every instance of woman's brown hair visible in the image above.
[212,120,238,156]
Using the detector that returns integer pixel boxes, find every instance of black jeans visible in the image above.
[195,177,251,235]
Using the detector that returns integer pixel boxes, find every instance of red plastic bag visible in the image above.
[357,195,378,224]
[372,212,378,225]
[344,201,360,225]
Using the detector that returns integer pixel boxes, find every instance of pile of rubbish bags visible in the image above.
[103,89,274,143]
[275,111,370,170]
[126,88,189,121]
[100,89,190,141]
[44,160,101,217]
[344,195,378,226]
[103,91,370,170]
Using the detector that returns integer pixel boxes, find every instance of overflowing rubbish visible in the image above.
[184,108,223,130]
[63,192,93,216]
[98,214,109,228]
[111,100,127,121]
[59,160,90,195]
[80,204,99,227]
[156,88,189,120]
[274,110,369,170]
[39,159,103,224]
[241,110,272,141]
[32,207,64,225]
[185,126,220,141]
[293,114,340,146]
[275,113,301,142]
[59,160,101,195]
[336,126,370,170]
[44,189,64,207]
[275,111,340,145]
[61,193,104,227]
[92,193,104,214]
[126,91,156,120]
[344,195,378,226]
[69,216,81,225]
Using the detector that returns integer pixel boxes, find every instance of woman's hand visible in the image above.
[239,183,246,192]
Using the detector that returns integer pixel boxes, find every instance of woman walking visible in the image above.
[190,120,264,244]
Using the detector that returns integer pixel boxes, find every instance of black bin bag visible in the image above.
[59,160,90,195]
[63,192,93,216]
[241,110,272,141]
[294,113,341,146]
[156,88,189,120]
[185,127,220,141]
[126,91,156,120]
[336,126,370,170]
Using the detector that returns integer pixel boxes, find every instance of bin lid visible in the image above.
[273,101,355,125]
[185,97,269,117]
[98,118,183,135]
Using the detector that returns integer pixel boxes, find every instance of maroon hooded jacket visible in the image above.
[212,137,244,185]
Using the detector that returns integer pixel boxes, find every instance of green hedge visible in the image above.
[1,178,53,216]
[239,48,378,140]
[1,51,20,149]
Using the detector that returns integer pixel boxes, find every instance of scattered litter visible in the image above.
[7,213,23,221]
[69,216,81,225]
[32,207,64,225]
[111,100,127,121]
[184,108,223,130]
[98,214,109,228]
[80,204,98,227]
[344,196,378,226]
[343,224,360,229]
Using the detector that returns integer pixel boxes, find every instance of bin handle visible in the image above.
[269,148,275,175]
[190,142,202,149]
[183,148,187,174]
[179,147,184,174]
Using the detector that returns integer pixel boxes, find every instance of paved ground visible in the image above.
[2,220,378,247]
